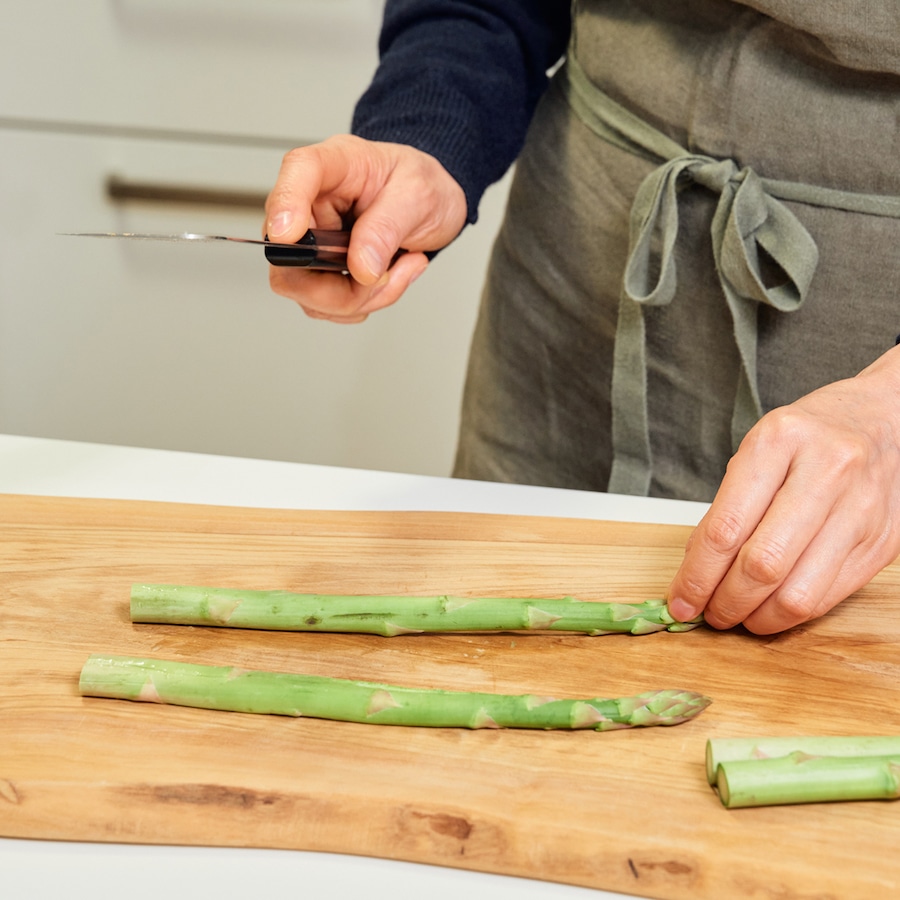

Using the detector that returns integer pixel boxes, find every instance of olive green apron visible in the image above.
[453,0,900,501]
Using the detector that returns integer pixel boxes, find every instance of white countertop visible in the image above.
[0,434,707,900]
[0,433,706,525]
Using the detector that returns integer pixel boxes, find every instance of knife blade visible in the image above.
[60,229,355,271]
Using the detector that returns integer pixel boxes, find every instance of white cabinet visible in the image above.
[0,1,507,476]
[1,0,386,139]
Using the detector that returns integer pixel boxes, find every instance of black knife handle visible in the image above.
[264,229,406,272]
[264,229,350,270]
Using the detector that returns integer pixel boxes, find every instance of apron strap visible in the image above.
[560,52,900,496]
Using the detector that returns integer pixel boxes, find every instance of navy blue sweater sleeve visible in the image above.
[351,0,571,224]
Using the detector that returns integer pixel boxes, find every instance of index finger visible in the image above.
[667,434,789,623]
[264,140,356,244]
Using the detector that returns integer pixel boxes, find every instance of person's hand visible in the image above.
[667,346,900,634]
[264,135,468,323]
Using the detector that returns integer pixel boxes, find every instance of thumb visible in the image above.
[346,187,461,286]
[347,207,409,286]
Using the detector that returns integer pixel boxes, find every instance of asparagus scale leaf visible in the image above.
[716,752,900,809]
[131,584,703,636]
[79,655,711,731]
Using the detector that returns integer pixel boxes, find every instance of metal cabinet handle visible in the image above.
[106,175,269,210]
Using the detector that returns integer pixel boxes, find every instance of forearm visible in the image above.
[352,0,571,224]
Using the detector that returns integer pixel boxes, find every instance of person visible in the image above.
[263,1,900,635]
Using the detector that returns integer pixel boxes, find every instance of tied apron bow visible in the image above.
[560,52,900,496]
[614,154,816,494]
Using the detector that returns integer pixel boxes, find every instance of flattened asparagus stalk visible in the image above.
[705,736,900,785]
[131,584,703,636]
[79,655,711,731]
[715,752,900,809]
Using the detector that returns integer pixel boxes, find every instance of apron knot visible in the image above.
[613,152,818,494]
[623,156,817,317]
[690,156,739,193]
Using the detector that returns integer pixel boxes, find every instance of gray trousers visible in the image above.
[454,0,900,502]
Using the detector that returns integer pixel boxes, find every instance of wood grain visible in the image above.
[2,492,899,898]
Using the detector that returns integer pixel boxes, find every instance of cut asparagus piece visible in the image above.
[715,752,900,809]
[79,655,711,731]
[705,736,900,785]
[130,584,703,636]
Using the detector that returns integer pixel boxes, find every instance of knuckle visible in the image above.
[739,536,791,587]
[281,146,304,169]
[755,406,804,442]
[704,599,745,630]
[676,573,712,604]
[738,406,807,459]
[768,584,818,625]
[271,144,326,201]
[829,436,870,477]
[281,143,321,170]
[276,148,310,191]
[702,510,744,555]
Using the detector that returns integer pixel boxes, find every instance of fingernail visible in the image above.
[359,245,386,282]
[369,272,391,297]
[268,210,293,238]
[668,597,699,622]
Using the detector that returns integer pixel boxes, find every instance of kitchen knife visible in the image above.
[60,229,360,271]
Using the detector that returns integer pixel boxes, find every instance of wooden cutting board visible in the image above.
[2,493,899,898]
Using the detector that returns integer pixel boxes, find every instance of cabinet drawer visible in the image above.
[2,0,383,141]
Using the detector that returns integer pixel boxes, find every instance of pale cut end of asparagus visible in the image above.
[705,736,900,785]
[79,655,710,731]
[130,584,704,637]
[716,752,900,809]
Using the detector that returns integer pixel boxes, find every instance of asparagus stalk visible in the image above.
[705,736,900,785]
[79,654,711,731]
[715,752,900,809]
[131,584,703,636]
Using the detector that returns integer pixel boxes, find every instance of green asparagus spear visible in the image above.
[79,655,711,731]
[715,752,900,809]
[705,736,900,785]
[130,584,703,636]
